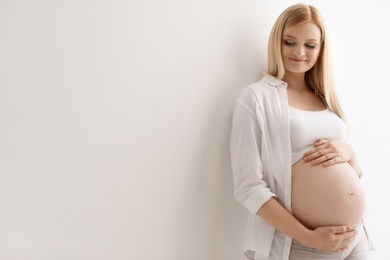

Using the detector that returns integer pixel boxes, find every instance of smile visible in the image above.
[289,57,307,63]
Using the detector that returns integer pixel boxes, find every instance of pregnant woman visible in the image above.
[230,3,372,260]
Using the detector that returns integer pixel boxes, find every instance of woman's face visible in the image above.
[282,22,322,75]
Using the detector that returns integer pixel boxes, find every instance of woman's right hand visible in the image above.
[303,225,358,253]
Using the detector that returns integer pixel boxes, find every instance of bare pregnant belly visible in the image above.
[291,160,365,230]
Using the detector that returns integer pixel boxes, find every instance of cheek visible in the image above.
[281,48,291,64]
[281,46,289,57]
[309,50,321,63]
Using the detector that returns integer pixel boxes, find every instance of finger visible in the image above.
[345,236,356,245]
[314,139,330,146]
[304,141,330,157]
[322,156,341,166]
[303,148,318,157]
[314,142,332,151]
[332,226,352,234]
[307,157,325,166]
[339,244,349,252]
[306,151,337,165]
[341,234,355,244]
[335,240,349,252]
[338,234,356,250]
[304,153,322,163]
[303,146,330,160]
[337,230,358,245]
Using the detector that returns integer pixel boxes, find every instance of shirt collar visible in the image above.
[262,74,287,88]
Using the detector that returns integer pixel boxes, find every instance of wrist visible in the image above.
[295,226,313,246]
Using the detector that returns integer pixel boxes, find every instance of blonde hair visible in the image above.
[267,3,346,123]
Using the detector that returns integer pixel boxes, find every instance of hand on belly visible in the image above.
[291,159,365,230]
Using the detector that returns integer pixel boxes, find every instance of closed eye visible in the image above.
[284,40,295,46]
[305,44,317,49]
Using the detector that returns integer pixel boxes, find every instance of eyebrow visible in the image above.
[283,34,319,42]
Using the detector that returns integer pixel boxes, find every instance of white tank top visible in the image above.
[289,106,347,165]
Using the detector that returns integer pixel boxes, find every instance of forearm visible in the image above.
[256,197,311,244]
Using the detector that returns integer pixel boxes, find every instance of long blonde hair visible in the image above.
[267,3,346,123]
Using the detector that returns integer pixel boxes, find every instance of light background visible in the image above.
[0,1,388,259]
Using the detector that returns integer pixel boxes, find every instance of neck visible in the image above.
[282,72,308,91]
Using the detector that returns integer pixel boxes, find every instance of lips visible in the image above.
[289,57,307,62]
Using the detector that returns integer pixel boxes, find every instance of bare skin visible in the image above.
[291,158,365,230]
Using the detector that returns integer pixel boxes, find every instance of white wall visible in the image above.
[0,1,388,259]
[326,1,390,259]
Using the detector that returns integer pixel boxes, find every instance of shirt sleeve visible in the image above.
[230,89,276,215]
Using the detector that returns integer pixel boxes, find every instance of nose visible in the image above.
[293,44,305,56]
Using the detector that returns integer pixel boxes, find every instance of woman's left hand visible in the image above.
[303,139,355,167]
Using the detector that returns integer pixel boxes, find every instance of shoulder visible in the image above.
[237,75,286,105]
[253,74,286,93]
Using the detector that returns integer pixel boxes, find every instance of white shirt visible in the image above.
[230,75,292,260]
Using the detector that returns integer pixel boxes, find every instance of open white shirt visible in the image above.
[230,75,293,259]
